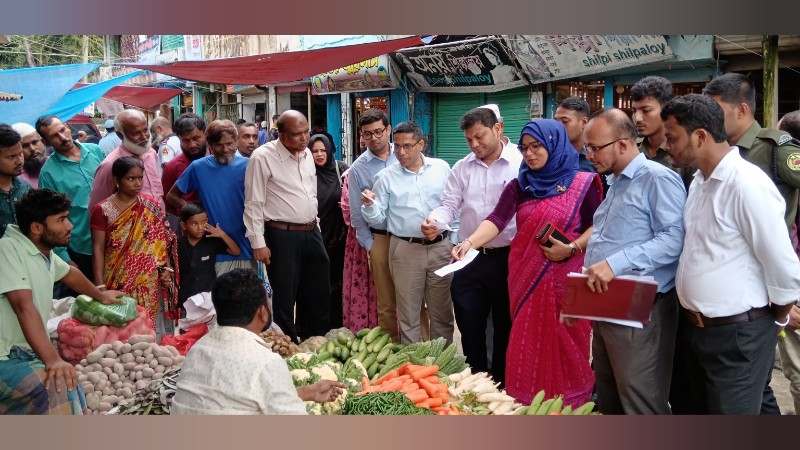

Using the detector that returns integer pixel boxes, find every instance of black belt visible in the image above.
[266,220,316,232]
[369,227,388,236]
[475,246,509,255]
[391,230,449,246]
[681,305,771,328]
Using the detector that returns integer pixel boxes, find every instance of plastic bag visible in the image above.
[57,306,155,364]
[160,323,208,355]
[70,294,137,327]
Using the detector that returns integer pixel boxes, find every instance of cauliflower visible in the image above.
[286,352,313,370]
[305,401,324,415]
[311,365,338,382]
[290,369,312,385]
[321,389,347,415]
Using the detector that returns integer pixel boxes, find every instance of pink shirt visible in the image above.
[89,145,164,212]
[17,171,38,189]
[428,139,522,248]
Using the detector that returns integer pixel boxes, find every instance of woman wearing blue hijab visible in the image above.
[452,119,603,406]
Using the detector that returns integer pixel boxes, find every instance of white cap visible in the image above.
[261,121,268,128]
[11,122,37,138]
[479,104,502,123]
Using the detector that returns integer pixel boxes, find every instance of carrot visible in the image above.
[405,388,429,403]
[403,364,426,375]
[400,382,420,393]
[416,397,444,408]
[376,379,404,392]
[392,374,412,384]
[373,369,399,385]
[423,375,440,384]
[361,377,371,392]
[409,365,439,380]
[418,377,441,398]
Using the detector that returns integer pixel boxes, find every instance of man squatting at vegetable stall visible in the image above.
[171,269,344,414]
[0,189,124,414]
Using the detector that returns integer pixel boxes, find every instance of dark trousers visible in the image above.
[672,310,778,414]
[451,248,511,385]
[265,227,330,343]
[592,289,678,414]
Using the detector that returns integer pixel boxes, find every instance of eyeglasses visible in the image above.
[583,138,625,154]
[360,127,387,139]
[517,141,545,153]
[395,140,422,152]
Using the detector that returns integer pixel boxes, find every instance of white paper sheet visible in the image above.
[434,248,479,277]
[559,313,644,329]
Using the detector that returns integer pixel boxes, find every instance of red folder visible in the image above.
[560,273,658,326]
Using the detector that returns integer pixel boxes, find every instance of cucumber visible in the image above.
[337,333,351,345]
[364,326,383,344]
[367,361,380,379]
[356,328,370,338]
[528,390,545,414]
[369,334,390,353]
[340,348,350,360]
[316,351,332,362]
[561,405,573,415]
[325,341,336,353]
[533,399,554,416]
[332,347,341,358]
[546,396,563,415]
[375,345,393,363]
[355,348,368,362]
[573,401,595,416]
[362,354,377,369]
[351,338,361,352]
[358,339,367,353]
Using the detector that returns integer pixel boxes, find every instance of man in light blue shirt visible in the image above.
[361,121,454,344]
[583,109,685,415]
[98,119,121,157]
[347,109,399,341]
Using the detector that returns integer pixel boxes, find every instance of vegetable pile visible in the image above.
[259,329,300,357]
[57,307,155,364]
[110,368,181,415]
[446,368,524,415]
[514,390,596,416]
[343,391,436,416]
[285,352,366,415]
[71,294,138,327]
[362,363,461,415]
[75,334,184,413]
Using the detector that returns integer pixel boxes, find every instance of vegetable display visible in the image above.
[71,294,138,327]
[447,368,523,415]
[362,363,461,415]
[285,351,366,415]
[343,391,436,416]
[75,334,184,413]
[110,368,181,415]
[259,329,300,357]
[56,307,154,364]
[514,390,596,416]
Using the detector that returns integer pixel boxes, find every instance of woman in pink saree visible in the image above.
[453,119,603,406]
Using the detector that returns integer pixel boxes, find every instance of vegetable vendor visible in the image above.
[171,269,344,415]
[0,189,123,414]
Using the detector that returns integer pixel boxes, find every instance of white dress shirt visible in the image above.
[677,148,800,317]
[171,326,307,415]
[244,140,318,250]
[428,138,521,247]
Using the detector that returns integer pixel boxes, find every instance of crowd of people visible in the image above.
[2,72,800,415]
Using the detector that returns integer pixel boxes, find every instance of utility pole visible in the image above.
[762,35,779,128]
[21,36,35,67]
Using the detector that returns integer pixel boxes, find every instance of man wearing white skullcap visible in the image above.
[11,123,46,188]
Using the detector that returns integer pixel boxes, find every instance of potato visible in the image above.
[87,372,101,384]
[86,351,103,364]
[102,395,119,405]
[113,363,124,376]
[149,359,159,368]
[102,367,113,376]
[132,342,150,352]
[133,349,143,357]
[86,392,100,410]
[113,381,123,389]
[102,386,114,396]
[95,343,112,354]
[99,358,116,368]
[135,356,146,364]
[173,355,185,365]
[104,350,117,359]
[81,382,94,393]
[75,364,84,372]
[154,365,165,373]
[111,341,124,354]
[120,353,134,364]
[123,362,136,371]
[153,346,172,358]
[134,380,149,391]
[87,363,102,372]
[152,372,163,380]
[167,346,180,357]
[134,371,143,381]
[109,373,120,383]
[77,374,88,383]
[118,387,133,399]
[157,357,173,367]
[142,367,155,378]
[79,358,88,366]
[120,343,132,354]
[129,334,155,344]
[98,402,112,412]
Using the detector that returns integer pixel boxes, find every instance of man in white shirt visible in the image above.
[662,94,800,414]
[150,117,181,167]
[171,269,343,415]
[423,105,521,383]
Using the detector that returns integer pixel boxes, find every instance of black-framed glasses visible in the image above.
[395,140,422,152]
[518,141,544,153]
[583,138,624,154]
[360,127,387,139]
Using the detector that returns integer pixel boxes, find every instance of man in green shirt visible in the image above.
[0,189,122,414]
[0,124,31,238]
[35,115,105,279]
[703,73,800,416]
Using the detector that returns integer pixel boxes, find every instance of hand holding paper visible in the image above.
[435,248,479,277]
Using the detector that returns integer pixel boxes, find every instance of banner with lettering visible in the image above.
[311,54,397,95]
[391,37,527,93]
[503,35,673,83]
